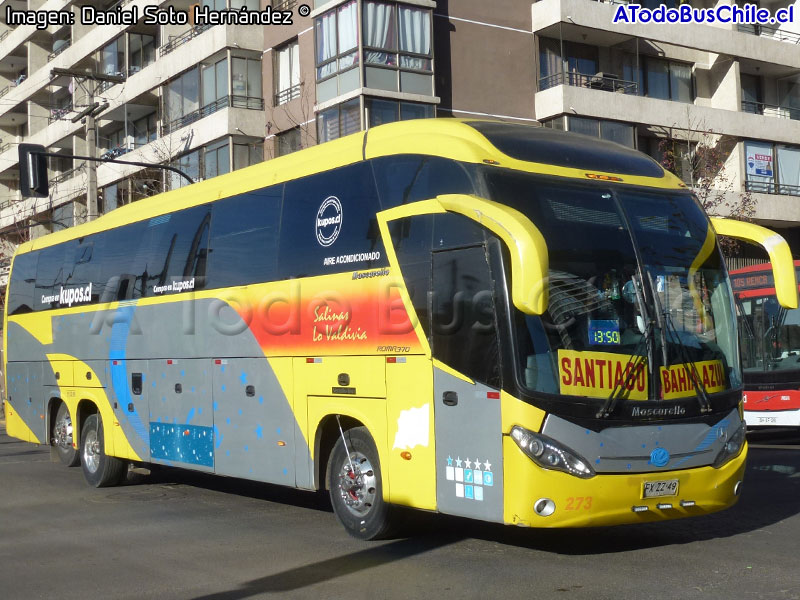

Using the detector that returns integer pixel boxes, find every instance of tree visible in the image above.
[658,126,755,255]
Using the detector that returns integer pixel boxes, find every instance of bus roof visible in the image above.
[16,118,684,254]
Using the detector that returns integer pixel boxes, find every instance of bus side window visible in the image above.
[137,205,212,296]
[99,221,147,301]
[34,243,76,311]
[431,244,501,388]
[279,162,385,279]
[390,214,434,340]
[7,252,37,315]
[371,155,478,209]
[207,187,282,289]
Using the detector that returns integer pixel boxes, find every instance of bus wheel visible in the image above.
[80,414,126,488]
[53,402,80,467]
[327,426,396,540]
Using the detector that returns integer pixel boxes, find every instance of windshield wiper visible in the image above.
[597,274,653,419]
[645,271,711,413]
[646,271,669,372]
[662,311,713,413]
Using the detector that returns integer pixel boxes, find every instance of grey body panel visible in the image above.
[541,407,743,472]
[108,359,151,460]
[434,367,503,523]
[6,360,47,442]
[148,359,214,471]
[212,358,296,485]
[6,296,311,484]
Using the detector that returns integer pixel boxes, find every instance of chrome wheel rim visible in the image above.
[335,451,376,517]
[83,428,100,474]
[55,407,73,450]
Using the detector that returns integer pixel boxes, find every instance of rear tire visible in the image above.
[53,402,80,467]
[80,413,126,488]
[326,426,397,540]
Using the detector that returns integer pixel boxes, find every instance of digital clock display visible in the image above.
[588,320,621,346]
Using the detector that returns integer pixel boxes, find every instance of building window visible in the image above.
[170,150,200,190]
[539,38,598,90]
[101,37,124,76]
[204,141,230,180]
[317,98,360,143]
[745,141,800,196]
[166,68,200,127]
[52,203,75,232]
[232,57,263,104]
[561,116,635,148]
[100,183,119,214]
[641,138,696,185]
[275,128,302,157]
[366,97,434,127]
[133,112,158,147]
[363,2,433,94]
[315,1,359,102]
[274,41,300,105]
[623,55,693,103]
[202,58,228,110]
[129,33,156,73]
[233,142,264,168]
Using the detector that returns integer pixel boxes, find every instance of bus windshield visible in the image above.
[738,294,800,374]
[483,170,740,403]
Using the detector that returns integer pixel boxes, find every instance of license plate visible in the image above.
[643,479,679,498]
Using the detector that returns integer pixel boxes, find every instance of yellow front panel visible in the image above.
[502,436,746,527]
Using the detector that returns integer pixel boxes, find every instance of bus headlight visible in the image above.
[712,422,747,468]
[510,426,595,479]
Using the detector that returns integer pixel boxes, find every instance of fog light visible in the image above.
[680,500,696,508]
[656,503,673,510]
[734,480,742,496]
[534,498,556,517]
[632,505,649,513]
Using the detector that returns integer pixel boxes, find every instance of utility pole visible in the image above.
[86,89,98,221]
[52,68,124,222]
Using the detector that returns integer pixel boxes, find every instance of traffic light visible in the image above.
[18,144,49,198]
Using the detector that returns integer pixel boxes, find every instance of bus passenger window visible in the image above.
[7,252,37,315]
[208,187,282,288]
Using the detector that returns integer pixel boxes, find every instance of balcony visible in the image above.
[163,95,264,134]
[742,100,800,121]
[745,180,800,197]
[160,25,213,57]
[737,24,800,45]
[539,72,638,94]
[49,165,85,187]
[48,39,72,62]
[275,83,301,106]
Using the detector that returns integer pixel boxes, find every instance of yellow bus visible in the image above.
[4,119,796,539]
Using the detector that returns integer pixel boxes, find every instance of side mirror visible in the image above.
[711,217,798,309]
[18,143,49,198]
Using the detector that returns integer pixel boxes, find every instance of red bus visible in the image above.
[731,261,800,427]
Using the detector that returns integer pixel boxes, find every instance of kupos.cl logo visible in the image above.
[41,283,93,307]
[316,196,342,247]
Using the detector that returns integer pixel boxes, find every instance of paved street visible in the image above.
[1,424,799,600]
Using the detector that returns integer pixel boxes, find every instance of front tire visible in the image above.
[326,426,396,540]
[80,413,126,488]
[53,402,80,467]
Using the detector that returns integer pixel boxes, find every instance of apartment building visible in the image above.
[267,0,800,263]
[3,0,800,292]
[0,0,268,287]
